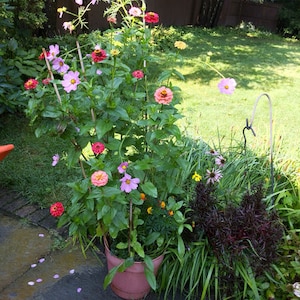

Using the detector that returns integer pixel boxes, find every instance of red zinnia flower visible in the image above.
[24,79,39,90]
[38,51,50,60]
[50,202,64,217]
[132,70,144,79]
[91,49,107,63]
[91,142,105,155]
[144,12,159,24]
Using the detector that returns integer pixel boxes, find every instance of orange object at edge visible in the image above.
[0,144,14,161]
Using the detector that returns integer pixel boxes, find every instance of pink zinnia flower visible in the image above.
[24,79,38,90]
[50,202,64,217]
[52,57,70,74]
[215,155,226,167]
[48,44,60,61]
[129,7,142,17]
[61,71,80,93]
[52,154,60,166]
[118,162,128,174]
[154,86,173,105]
[218,78,237,95]
[144,12,159,24]
[91,48,107,63]
[206,168,223,185]
[42,78,51,85]
[120,173,140,193]
[91,170,109,187]
[132,70,144,79]
[91,142,105,155]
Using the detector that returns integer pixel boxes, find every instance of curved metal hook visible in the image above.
[243,93,274,204]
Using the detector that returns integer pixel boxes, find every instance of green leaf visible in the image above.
[177,236,185,258]
[95,119,113,139]
[141,182,157,198]
[145,232,161,246]
[144,255,156,290]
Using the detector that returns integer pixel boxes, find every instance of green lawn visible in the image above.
[160,27,300,159]
[1,26,300,206]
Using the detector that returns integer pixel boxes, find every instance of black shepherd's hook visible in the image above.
[242,93,274,204]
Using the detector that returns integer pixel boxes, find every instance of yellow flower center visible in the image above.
[160,90,167,97]
[224,85,229,89]
[71,79,76,84]
[125,179,131,184]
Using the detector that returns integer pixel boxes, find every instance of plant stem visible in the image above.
[128,199,133,255]
[42,48,62,104]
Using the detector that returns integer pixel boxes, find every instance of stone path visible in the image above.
[0,188,185,300]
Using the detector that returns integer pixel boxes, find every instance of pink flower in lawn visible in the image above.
[118,162,128,174]
[24,79,38,90]
[132,70,144,79]
[96,69,102,75]
[129,7,142,17]
[206,168,223,185]
[52,57,70,74]
[218,78,237,95]
[48,44,60,61]
[91,142,105,155]
[206,149,219,156]
[120,173,140,193]
[107,15,117,24]
[50,202,64,217]
[144,12,159,23]
[91,170,109,187]
[154,86,173,105]
[52,154,60,166]
[62,71,80,93]
[215,155,226,167]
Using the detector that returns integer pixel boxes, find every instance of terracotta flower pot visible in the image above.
[104,240,164,300]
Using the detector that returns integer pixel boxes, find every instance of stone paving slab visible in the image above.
[0,189,186,300]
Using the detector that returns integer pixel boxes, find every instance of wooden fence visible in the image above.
[49,0,281,35]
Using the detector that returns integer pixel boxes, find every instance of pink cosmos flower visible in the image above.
[61,71,80,93]
[132,70,144,79]
[75,0,83,5]
[52,57,70,74]
[154,86,173,105]
[218,78,237,95]
[24,79,38,90]
[215,155,226,167]
[91,0,97,4]
[118,162,129,174]
[107,15,117,24]
[144,12,159,23]
[206,149,220,156]
[129,7,142,17]
[63,22,75,33]
[48,44,60,61]
[52,154,60,166]
[206,168,223,185]
[91,142,105,155]
[120,173,140,193]
[91,170,109,187]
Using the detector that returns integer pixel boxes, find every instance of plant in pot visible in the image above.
[23,0,194,298]
[23,0,239,298]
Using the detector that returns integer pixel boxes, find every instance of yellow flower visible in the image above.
[160,201,166,209]
[57,7,67,13]
[192,171,202,182]
[140,193,146,200]
[174,41,187,50]
[147,207,153,214]
[168,210,174,216]
[110,49,120,56]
